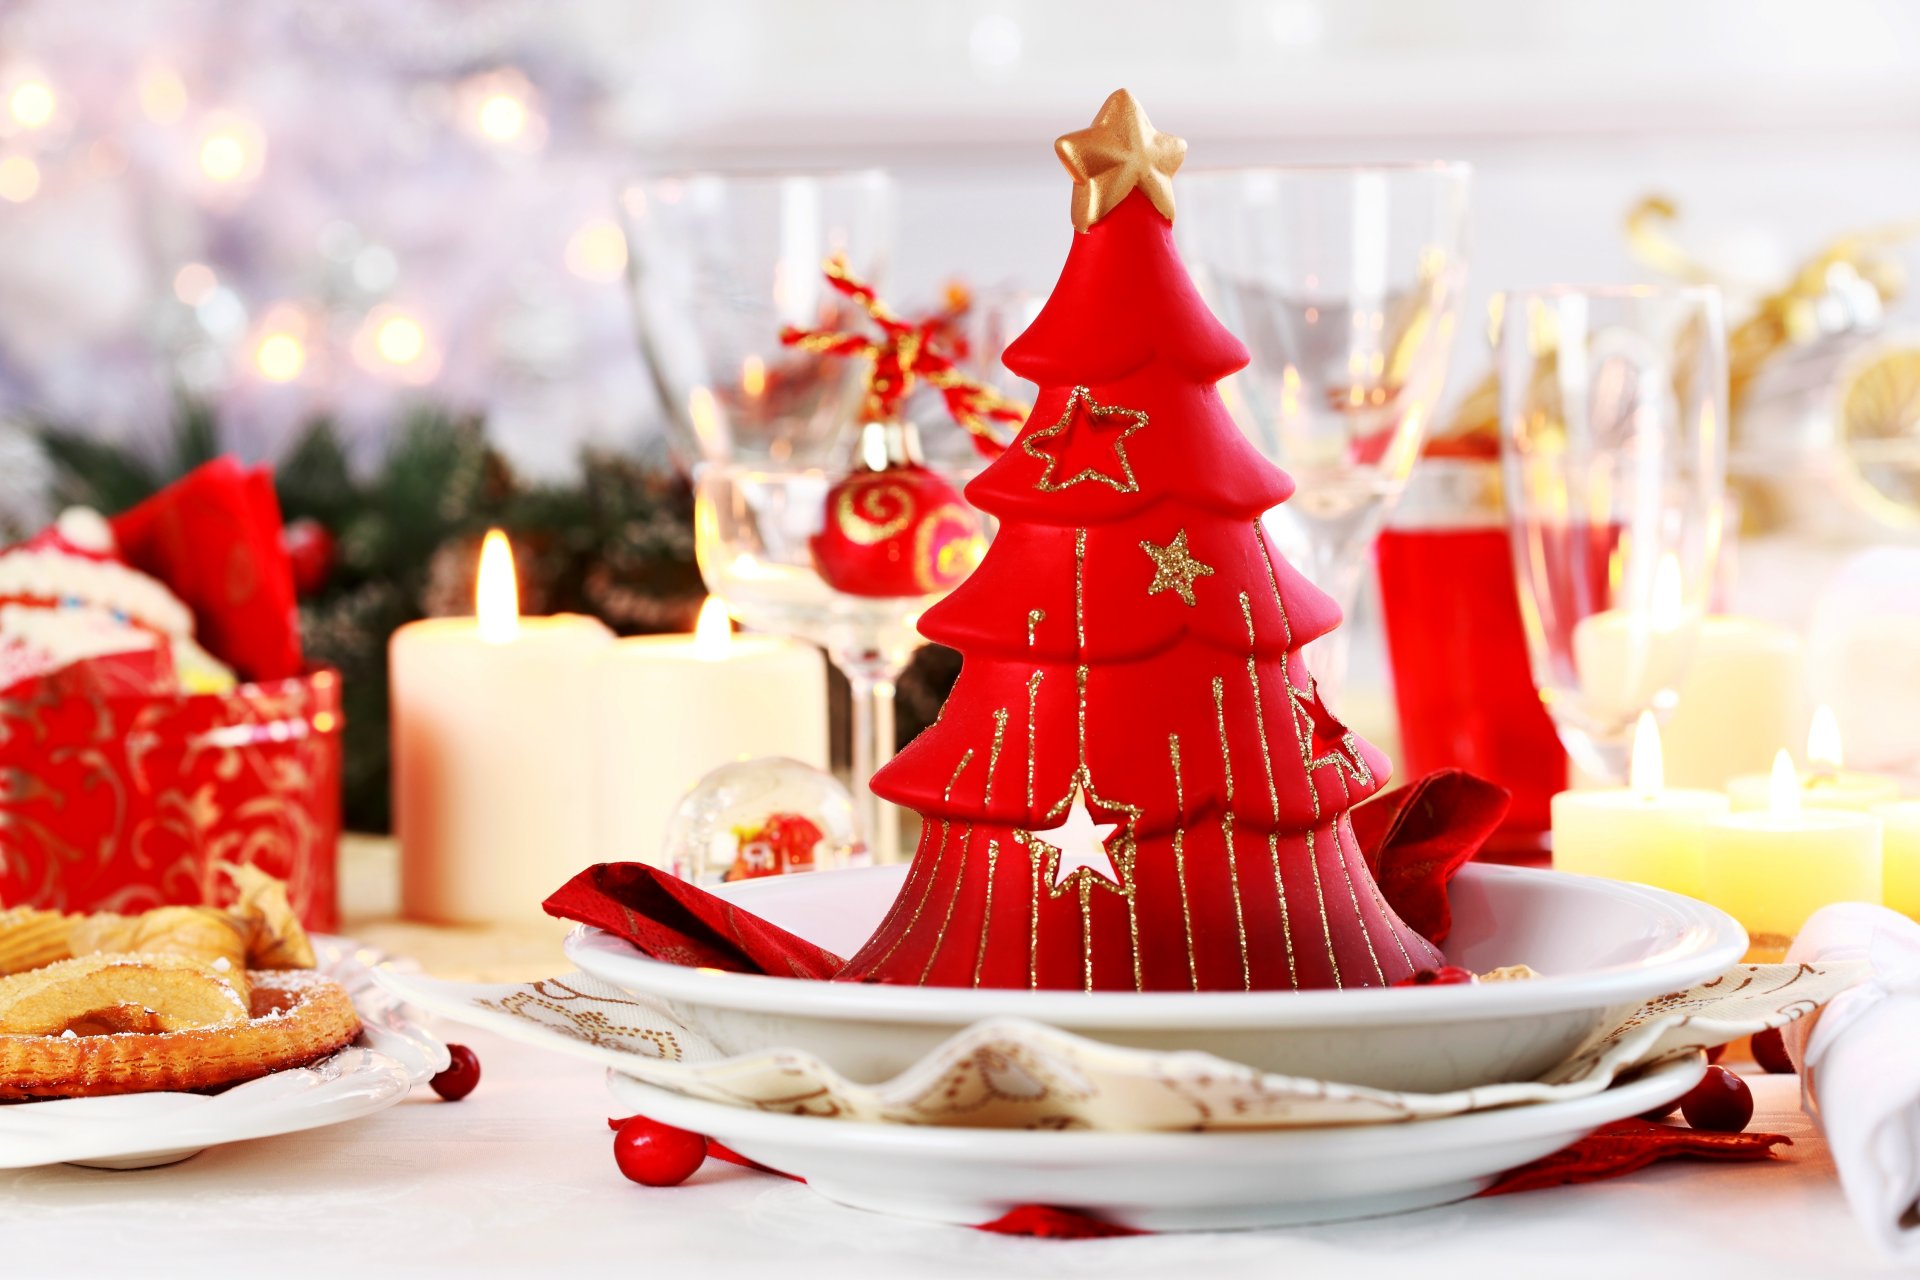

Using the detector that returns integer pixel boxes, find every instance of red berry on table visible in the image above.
[281,517,337,597]
[430,1044,482,1101]
[613,1116,708,1187]
[1751,1026,1796,1074]
[1392,965,1476,987]
[1679,1065,1754,1133]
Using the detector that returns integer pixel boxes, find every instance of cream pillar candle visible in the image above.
[593,597,829,866]
[1551,712,1730,897]
[1728,706,1901,812]
[1702,749,1883,961]
[1874,801,1920,920]
[1568,555,1697,736]
[1659,616,1804,789]
[393,531,616,924]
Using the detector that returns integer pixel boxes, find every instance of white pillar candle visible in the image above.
[593,597,829,866]
[1727,706,1901,812]
[1568,554,1698,736]
[393,531,615,924]
[1552,712,1730,897]
[1659,616,1804,790]
[1703,749,1884,961]
[1873,800,1920,920]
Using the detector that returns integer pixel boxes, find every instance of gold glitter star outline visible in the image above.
[1055,88,1187,233]
[1290,680,1375,788]
[1139,528,1216,607]
[1014,766,1143,901]
[1021,385,1148,494]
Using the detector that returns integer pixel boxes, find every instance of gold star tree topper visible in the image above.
[1055,89,1187,233]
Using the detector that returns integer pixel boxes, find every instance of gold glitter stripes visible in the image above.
[986,709,1008,804]
[1076,664,1089,769]
[1336,826,1387,985]
[1256,519,1343,989]
[972,838,1000,987]
[1027,609,1045,646]
[1213,675,1251,990]
[1028,838,1041,989]
[1239,593,1296,990]
[1074,527,1087,650]
[1080,877,1095,993]
[945,751,974,803]
[920,825,972,984]
[1370,872,1416,970]
[1169,733,1197,991]
[867,819,952,970]
[1026,670,1043,812]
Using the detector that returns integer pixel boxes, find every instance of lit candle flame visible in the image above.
[475,529,519,644]
[1807,704,1843,773]
[1650,553,1684,629]
[1628,710,1663,797]
[692,596,732,660]
[1767,747,1802,820]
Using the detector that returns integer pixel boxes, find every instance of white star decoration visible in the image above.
[1034,789,1121,890]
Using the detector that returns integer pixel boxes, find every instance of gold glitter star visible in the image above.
[1022,385,1148,494]
[1055,89,1187,233]
[1140,529,1215,607]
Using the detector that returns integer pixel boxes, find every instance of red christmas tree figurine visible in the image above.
[838,90,1444,992]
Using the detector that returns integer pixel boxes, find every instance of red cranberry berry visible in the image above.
[1751,1026,1796,1074]
[1392,965,1476,987]
[429,1044,481,1101]
[1679,1065,1754,1133]
[613,1116,708,1187]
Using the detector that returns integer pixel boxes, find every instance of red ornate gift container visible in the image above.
[0,668,342,929]
[1375,459,1565,857]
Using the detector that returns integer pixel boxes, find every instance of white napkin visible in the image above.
[1786,903,1920,1261]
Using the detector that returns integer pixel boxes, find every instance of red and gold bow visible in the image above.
[781,257,1026,457]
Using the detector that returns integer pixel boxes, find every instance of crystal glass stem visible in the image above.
[840,654,902,865]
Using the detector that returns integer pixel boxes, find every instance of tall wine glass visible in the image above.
[1179,164,1472,700]
[1497,285,1729,782]
[694,454,990,863]
[620,170,894,469]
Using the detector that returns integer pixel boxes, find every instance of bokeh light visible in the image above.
[172,262,217,305]
[564,218,627,281]
[197,114,265,185]
[8,80,54,130]
[0,154,40,202]
[476,93,526,141]
[138,67,188,124]
[255,332,306,382]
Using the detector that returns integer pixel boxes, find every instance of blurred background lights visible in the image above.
[254,332,305,382]
[375,312,425,364]
[458,68,542,150]
[172,261,217,305]
[356,305,439,385]
[0,154,39,202]
[137,66,188,124]
[196,114,264,185]
[477,91,527,141]
[564,217,627,281]
[8,79,54,129]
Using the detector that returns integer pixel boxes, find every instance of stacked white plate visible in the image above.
[566,863,1745,1228]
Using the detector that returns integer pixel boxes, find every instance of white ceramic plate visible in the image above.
[569,863,1746,1092]
[608,1052,1705,1230]
[0,935,448,1170]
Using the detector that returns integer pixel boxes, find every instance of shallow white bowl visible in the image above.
[608,1052,1705,1230]
[567,863,1744,1093]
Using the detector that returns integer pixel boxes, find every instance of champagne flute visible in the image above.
[1497,285,1729,782]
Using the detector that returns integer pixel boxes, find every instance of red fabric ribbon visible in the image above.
[109,457,303,682]
[547,771,1511,974]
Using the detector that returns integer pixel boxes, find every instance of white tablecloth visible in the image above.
[0,1027,1905,1280]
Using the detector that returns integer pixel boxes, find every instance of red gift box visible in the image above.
[0,667,341,930]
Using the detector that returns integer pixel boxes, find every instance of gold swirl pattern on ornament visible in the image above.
[834,480,915,546]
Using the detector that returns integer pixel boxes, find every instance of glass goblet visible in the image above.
[695,456,990,863]
[620,169,895,470]
[1497,285,1729,783]
[1178,163,1472,701]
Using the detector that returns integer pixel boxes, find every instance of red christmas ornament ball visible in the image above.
[282,518,337,597]
[1750,1026,1796,1074]
[430,1044,481,1101]
[612,1116,708,1186]
[810,464,984,598]
[1679,1065,1754,1133]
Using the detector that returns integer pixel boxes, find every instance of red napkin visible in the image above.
[547,862,843,980]
[621,1115,1788,1238]
[109,457,302,682]
[547,771,1508,974]
[1354,769,1510,945]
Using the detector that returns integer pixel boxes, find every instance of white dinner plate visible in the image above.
[608,1051,1705,1231]
[568,863,1745,1092]
[0,935,448,1170]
